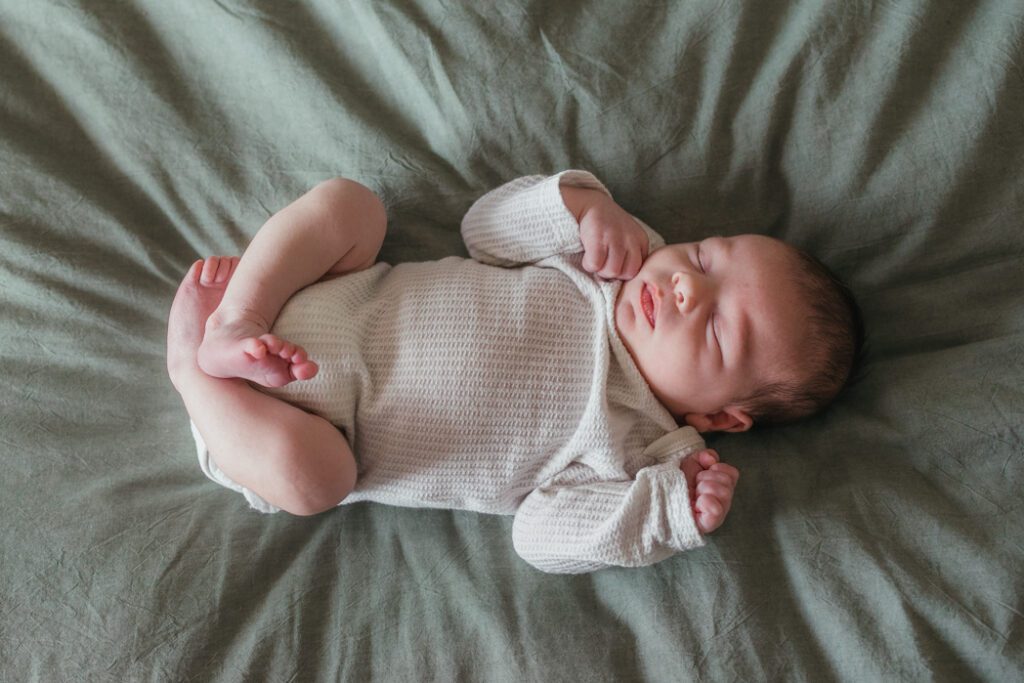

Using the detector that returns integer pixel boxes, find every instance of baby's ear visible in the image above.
[684,408,753,433]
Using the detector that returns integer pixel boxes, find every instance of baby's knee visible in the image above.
[312,178,386,229]
[287,476,355,517]
[282,487,349,517]
[275,426,357,516]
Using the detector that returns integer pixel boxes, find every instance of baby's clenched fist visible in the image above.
[562,185,650,281]
[679,448,739,534]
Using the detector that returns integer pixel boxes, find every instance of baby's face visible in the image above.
[614,234,808,432]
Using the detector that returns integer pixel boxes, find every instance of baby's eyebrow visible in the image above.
[713,235,734,255]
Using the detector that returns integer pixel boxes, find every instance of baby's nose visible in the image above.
[671,272,693,311]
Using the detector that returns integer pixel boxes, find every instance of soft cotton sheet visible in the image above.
[2,1,1022,679]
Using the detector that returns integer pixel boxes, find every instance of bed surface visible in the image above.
[2,1,1022,679]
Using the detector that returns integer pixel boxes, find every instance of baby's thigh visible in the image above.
[260,371,358,439]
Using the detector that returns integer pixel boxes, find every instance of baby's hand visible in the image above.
[576,193,650,281]
[679,448,739,535]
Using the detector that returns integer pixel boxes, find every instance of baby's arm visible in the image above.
[463,170,664,276]
[511,446,737,574]
[678,448,740,534]
[462,170,644,267]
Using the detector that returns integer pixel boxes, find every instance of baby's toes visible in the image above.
[291,360,318,381]
[200,257,221,285]
[258,334,283,354]
[223,256,241,280]
[277,341,296,359]
[242,336,268,360]
[213,257,234,283]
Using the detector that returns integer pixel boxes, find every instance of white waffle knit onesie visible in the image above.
[194,170,708,573]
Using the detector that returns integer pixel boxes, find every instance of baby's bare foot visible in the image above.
[166,258,234,392]
[195,257,318,388]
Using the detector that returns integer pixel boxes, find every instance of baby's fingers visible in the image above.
[695,470,733,487]
[697,449,719,469]
[709,462,739,484]
[582,241,609,274]
[694,494,724,534]
[696,480,732,499]
[597,244,627,280]
[596,239,645,281]
[696,494,722,516]
[680,448,716,485]
[620,247,643,280]
[679,452,703,487]
[615,230,647,279]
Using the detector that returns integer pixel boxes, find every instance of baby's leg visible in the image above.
[169,259,356,514]
[198,178,386,387]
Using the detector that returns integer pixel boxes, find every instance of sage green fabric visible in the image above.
[2,1,1022,680]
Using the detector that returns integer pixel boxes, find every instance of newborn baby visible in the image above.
[166,171,863,573]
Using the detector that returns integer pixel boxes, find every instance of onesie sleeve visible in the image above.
[511,458,705,574]
[461,170,662,266]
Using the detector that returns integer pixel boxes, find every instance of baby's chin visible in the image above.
[612,279,639,335]
[612,288,641,360]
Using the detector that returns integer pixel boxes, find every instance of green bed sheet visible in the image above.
[2,1,1022,680]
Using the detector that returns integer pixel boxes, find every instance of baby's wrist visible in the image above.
[560,184,609,224]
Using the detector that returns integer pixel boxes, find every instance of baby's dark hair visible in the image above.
[734,245,866,428]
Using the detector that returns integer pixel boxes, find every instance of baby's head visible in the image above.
[614,234,865,432]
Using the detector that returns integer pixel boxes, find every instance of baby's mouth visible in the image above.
[641,283,656,329]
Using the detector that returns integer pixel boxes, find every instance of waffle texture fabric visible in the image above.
[194,170,708,573]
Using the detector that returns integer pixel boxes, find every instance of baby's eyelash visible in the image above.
[711,313,724,358]
[697,248,706,273]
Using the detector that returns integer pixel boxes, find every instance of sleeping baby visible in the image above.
[166,171,864,574]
